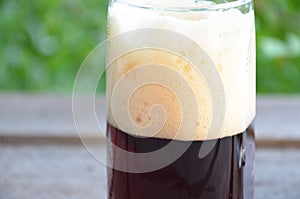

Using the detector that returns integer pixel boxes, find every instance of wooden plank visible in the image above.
[0,94,300,142]
[0,94,105,137]
[0,143,106,199]
[255,149,300,199]
[256,139,300,148]
[0,144,299,199]
[2,136,300,149]
[256,95,300,140]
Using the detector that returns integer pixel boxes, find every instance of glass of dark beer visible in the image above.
[106,0,255,198]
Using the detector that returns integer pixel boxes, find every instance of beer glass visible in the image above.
[106,0,255,198]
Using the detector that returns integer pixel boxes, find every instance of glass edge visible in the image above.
[113,0,252,12]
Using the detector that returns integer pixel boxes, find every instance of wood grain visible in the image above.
[1,94,300,145]
[0,144,299,199]
[0,94,300,198]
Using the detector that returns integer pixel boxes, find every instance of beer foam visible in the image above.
[106,0,256,141]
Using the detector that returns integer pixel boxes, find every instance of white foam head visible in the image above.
[106,0,255,141]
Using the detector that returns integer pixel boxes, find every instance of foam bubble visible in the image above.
[106,0,255,141]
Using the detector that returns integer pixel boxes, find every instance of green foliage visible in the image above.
[0,0,299,93]
[0,0,108,92]
[255,0,300,93]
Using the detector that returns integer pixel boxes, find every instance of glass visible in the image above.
[106,0,256,198]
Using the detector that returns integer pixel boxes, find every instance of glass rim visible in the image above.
[113,0,252,12]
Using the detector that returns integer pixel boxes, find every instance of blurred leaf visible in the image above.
[0,0,109,93]
[255,0,300,93]
[286,33,300,57]
[259,36,288,58]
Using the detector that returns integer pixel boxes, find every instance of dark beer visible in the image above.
[107,123,255,199]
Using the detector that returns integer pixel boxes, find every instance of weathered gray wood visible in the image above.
[255,149,300,199]
[1,94,299,198]
[1,94,300,142]
[256,95,300,140]
[0,144,299,199]
[0,143,106,199]
[0,94,105,137]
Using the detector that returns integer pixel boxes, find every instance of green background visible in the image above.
[0,0,299,93]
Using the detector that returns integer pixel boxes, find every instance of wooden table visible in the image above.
[1,94,300,199]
